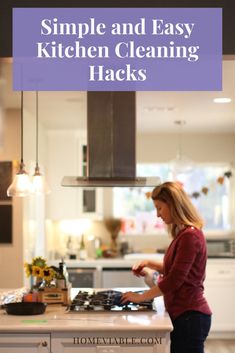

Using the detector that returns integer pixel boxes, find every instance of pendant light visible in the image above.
[7,91,32,197]
[31,91,50,194]
[169,120,194,176]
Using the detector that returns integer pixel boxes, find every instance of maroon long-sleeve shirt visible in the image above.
[158,226,212,321]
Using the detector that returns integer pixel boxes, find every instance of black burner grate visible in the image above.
[68,290,155,312]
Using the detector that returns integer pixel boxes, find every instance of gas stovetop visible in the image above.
[68,290,155,312]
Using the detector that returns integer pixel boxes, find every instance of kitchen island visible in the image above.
[0,289,172,353]
[49,256,235,339]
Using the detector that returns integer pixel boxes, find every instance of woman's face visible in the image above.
[154,200,173,225]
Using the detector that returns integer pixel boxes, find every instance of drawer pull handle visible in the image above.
[218,270,230,274]
[41,341,48,347]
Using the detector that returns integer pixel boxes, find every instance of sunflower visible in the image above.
[31,265,43,278]
[24,263,32,277]
[31,256,47,268]
[42,267,56,282]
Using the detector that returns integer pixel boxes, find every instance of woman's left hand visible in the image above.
[121,291,143,304]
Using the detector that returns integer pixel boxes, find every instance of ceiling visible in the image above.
[0,56,235,134]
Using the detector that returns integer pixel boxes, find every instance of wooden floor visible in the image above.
[205,340,235,353]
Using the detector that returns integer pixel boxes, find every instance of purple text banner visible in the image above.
[13,8,222,91]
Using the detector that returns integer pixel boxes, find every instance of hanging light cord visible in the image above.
[174,120,185,160]
[177,122,182,159]
[35,91,39,171]
[20,91,24,165]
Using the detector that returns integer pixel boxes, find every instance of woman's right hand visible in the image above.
[132,260,149,277]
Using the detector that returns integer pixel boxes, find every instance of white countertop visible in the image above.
[49,254,234,269]
[50,258,136,269]
[49,254,164,269]
[0,288,172,333]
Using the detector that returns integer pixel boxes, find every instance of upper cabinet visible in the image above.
[46,130,103,220]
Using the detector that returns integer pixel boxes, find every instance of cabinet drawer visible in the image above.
[0,333,50,353]
[102,268,145,288]
[206,263,235,279]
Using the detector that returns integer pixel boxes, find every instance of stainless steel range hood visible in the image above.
[62,92,160,188]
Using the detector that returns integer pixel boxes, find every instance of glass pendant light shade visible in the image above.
[7,161,32,197]
[7,91,32,197]
[32,165,50,194]
[170,152,195,175]
[169,120,195,176]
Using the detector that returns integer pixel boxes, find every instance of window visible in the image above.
[113,163,231,233]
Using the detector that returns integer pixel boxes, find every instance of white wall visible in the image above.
[137,133,235,163]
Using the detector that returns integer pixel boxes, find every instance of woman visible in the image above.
[121,181,212,353]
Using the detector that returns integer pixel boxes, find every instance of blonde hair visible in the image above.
[151,182,204,237]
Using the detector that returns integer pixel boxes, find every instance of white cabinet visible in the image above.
[0,333,50,353]
[47,130,79,219]
[47,131,103,220]
[51,332,170,353]
[102,268,146,288]
[205,259,235,337]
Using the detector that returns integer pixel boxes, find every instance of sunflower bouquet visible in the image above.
[24,256,56,288]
